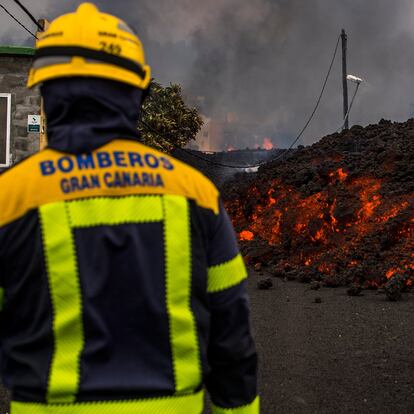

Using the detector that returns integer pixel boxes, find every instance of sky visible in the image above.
[1,0,414,148]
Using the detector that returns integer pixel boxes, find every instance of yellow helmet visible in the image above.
[28,2,151,90]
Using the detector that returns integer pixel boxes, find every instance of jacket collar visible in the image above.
[41,78,143,154]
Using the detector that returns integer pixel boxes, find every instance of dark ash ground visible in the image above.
[1,269,413,414]
[249,270,414,414]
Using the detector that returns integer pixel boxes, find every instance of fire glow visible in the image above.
[226,167,414,288]
[263,138,273,150]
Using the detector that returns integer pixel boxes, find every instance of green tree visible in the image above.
[139,81,203,152]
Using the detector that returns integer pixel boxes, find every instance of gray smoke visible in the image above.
[1,0,414,148]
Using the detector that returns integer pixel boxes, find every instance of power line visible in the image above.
[0,3,37,39]
[265,34,342,165]
[141,33,342,169]
[6,0,276,171]
[283,35,341,152]
[177,148,285,169]
[6,1,267,171]
[12,0,43,30]
[139,118,283,169]
[177,146,287,169]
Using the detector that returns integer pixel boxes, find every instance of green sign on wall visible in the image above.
[28,115,41,133]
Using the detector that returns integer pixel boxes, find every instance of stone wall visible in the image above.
[0,54,41,167]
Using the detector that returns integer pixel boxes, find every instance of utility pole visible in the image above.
[341,29,349,130]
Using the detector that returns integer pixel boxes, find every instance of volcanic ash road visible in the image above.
[1,270,413,414]
[248,270,414,414]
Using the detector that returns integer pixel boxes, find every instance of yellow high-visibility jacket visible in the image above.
[0,138,258,414]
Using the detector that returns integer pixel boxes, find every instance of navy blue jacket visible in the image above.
[0,78,258,414]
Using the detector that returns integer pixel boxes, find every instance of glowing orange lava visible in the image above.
[386,269,398,279]
[375,201,409,223]
[239,230,254,241]
[355,178,382,221]
[227,171,414,288]
[268,188,276,205]
[329,168,348,183]
[337,168,348,182]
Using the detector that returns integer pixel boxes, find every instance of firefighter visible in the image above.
[0,3,258,413]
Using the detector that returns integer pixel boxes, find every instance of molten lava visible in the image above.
[226,171,414,288]
[221,119,414,289]
[239,230,254,241]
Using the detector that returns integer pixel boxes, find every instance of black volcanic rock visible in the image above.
[223,119,414,289]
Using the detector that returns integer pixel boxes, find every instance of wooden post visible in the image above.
[36,19,49,150]
[341,29,349,130]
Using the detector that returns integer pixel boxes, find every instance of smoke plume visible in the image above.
[1,0,414,148]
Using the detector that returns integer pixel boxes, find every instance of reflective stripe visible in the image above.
[11,390,204,414]
[118,21,137,36]
[32,56,72,69]
[67,196,163,227]
[0,139,220,227]
[212,396,260,414]
[207,254,248,293]
[163,195,201,392]
[40,195,200,400]
[40,202,83,403]
[34,46,146,79]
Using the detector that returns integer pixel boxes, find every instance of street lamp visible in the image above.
[347,74,363,85]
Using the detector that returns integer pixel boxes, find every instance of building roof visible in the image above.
[0,46,35,56]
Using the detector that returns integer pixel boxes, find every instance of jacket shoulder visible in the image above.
[129,141,220,213]
[0,151,51,227]
[0,141,220,227]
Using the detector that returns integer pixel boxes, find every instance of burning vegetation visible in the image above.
[224,119,414,290]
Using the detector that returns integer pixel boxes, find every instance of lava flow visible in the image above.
[224,119,414,288]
